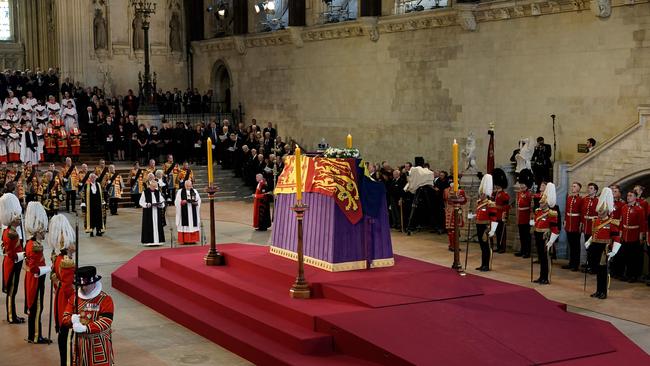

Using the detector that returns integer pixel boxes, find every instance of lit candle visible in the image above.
[207,137,213,185]
[452,139,458,192]
[346,134,352,149]
[295,146,302,203]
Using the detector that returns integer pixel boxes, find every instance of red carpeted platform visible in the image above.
[112,244,650,366]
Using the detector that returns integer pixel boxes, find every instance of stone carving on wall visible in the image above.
[573,0,586,10]
[361,17,380,42]
[93,9,108,50]
[288,27,304,48]
[233,36,246,55]
[591,0,611,17]
[462,132,478,173]
[169,12,182,52]
[531,3,542,15]
[133,14,144,50]
[459,10,477,31]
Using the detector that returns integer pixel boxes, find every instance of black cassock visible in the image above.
[140,189,166,245]
[82,182,105,233]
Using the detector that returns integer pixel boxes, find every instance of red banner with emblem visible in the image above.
[275,156,362,224]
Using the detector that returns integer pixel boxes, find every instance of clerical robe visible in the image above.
[140,189,165,246]
[253,180,271,231]
[82,182,105,234]
[175,188,201,244]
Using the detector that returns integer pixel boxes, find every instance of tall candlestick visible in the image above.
[346,134,352,149]
[452,139,459,192]
[207,137,213,184]
[295,146,302,203]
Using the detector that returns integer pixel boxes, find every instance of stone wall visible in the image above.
[192,1,650,170]
[56,0,188,96]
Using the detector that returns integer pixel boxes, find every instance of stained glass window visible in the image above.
[0,1,11,41]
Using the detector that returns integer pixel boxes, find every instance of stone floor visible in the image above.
[1,201,649,365]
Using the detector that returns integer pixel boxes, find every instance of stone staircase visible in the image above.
[76,138,254,208]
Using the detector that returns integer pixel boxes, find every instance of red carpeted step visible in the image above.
[137,262,333,355]
[157,252,368,328]
[113,265,381,366]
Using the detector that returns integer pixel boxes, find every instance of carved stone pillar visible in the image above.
[56,0,88,82]
[19,0,57,70]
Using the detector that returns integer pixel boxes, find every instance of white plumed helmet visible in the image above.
[47,214,76,252]
[479,174,493,197]
[0,193,22,227]
[542,183,557,208]
[24,201,48,238]
[596,187,615,214]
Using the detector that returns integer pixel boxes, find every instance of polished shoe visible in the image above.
[597,293,607,300]
[590,292,601,298]
[9,317,25,324]
[96,232,103,237]
[514,252,523,257]
[479,266,490,272]
[538,279,550,285]
[27,337,52,344]
[533,278,542,283]
[561,264,573,270]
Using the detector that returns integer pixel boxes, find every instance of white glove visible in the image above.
[15,252,25,263]
[72,322,87,333]
[607,242,622,261]
[488,222,498,237]
[467,213,475,220]
[38,266,51,277]
[546,233,559,249]
[584,238,592,249]
[529,219,535,227]
[71,314,81,324]
[80,203,86,208]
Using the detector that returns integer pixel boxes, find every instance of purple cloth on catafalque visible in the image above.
[271,189,394,269]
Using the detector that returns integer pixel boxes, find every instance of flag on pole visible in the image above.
[487,127,495,174]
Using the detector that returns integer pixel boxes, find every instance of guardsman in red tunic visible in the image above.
[1,193,25,324]
[610,185,625,221]
[563,182,583,271]
[444,186,467,251]
[584,188,621,299]
[533,183,560,285]
[613,190,648,283]
[63,266,114,366]
[581,183,599,273]
[48,214,76,366]
[491,168,510,254]
[469,174,498,272]
[23,202,51,344]
[515,169,534,258]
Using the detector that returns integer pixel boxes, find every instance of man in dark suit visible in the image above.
[531,136,552,186]
[263,122,277,139]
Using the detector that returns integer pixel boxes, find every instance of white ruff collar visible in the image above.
[78,281,102,300]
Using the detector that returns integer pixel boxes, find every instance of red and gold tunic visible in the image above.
[620,203,647,243]
[52,116,64,129]
[516,189,533,225]
[636,198,649,219]
[69,128,82,147]
[52,254,75,331]
[590,216,620,265]
[175,168,194,189]
[2,227,22,290]
[475,198,497,224]
[444,188,467,229]
[492,190,510,222]
[57,129,68,148]
[63,291,114,366]
[534,207,560,235]
[23,239,45,309]
[45,127,57,151]
[564,194,583,233]
[581,196,599,235]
